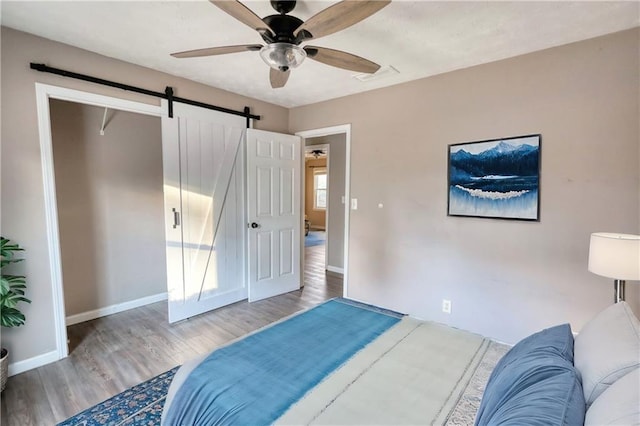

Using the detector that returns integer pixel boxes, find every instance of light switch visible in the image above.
[351,198,358,210]
[341,196,345,204]
[378,203,384,208]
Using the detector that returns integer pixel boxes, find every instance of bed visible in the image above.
[161,298,640,426]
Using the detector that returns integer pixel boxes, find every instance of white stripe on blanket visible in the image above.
[278,317,488,425]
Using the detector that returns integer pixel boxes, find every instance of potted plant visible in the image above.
[0,237,31,392]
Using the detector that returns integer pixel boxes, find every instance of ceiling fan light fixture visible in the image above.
[260,43,306,72]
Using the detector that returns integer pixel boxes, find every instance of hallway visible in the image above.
[303,242,342,300]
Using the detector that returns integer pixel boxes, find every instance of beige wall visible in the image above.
[307,135,347,270]
[305,158,327,230]
[1,27,288,366]
[50,99,166,316]
[290,29,640,344]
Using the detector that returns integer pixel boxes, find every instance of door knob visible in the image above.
[250,222,260,229]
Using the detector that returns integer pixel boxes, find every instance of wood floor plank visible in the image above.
[38,360,105,421]
[1,369,55,426]
[0,244,341,425]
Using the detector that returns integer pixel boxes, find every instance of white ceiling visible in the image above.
[2,1,638,108]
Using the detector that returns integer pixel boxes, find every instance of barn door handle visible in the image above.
[172,208,181,229]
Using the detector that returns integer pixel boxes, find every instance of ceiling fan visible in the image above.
[171,0,391,89]
[308,148,326,158]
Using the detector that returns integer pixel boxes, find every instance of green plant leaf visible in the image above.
[1,277,27,298]
[1,258,23,268]
[1,293,31,308]
[0,237,29,328]
[3,275,26,282]
[0,307,26,327]
[0,238,23,260]
[0,276,9,296]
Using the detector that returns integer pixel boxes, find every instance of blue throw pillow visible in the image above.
[488,324,574,384]
[483,366,584,425]
[487,324,573,388]
[475,324,585,426]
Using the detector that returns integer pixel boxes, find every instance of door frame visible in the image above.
[35,83,163,363]
[296,125,351,298]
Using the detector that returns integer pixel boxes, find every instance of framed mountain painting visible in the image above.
[447,134,541,221]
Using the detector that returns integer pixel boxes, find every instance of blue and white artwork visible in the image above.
[448,134,540,220]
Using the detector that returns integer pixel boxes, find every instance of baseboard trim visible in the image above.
[327,265,344,274]
[8,349,59,377]
[66,292,168,326]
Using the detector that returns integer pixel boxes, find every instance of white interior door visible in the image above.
[162,100,247,323]
[247,129,302,301]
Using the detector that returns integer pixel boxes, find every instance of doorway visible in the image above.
[297,125,350,297]
[304,143,328,250]
[49,99,166,334]
[36,83,164,361]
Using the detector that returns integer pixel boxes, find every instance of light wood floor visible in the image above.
[1,244,340,425]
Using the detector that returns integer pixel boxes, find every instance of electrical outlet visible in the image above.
[442,299,452,314]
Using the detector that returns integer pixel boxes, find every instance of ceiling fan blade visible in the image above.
[293,0,391,41]
[210,1,274,37]
[304,46,381,74]
[270,68,290,89]
[171,44,263,58]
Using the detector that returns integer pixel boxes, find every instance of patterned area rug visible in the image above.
[59,336,508,426]
[57,367,178,426]
[445,341,510,425]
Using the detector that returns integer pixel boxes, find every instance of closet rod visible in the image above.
[30,63,261,123]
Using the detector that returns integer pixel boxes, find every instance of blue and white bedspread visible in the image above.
[161,299,402,425]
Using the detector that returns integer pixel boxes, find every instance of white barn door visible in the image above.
[246,129,302,301]
[161,100,247,323]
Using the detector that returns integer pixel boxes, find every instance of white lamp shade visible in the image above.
[588,233,640,280]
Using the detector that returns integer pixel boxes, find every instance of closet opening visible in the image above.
[49,98,166,353]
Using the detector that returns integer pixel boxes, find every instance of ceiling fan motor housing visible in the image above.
[262,14,305,44]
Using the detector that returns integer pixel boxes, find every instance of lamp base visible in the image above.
[614,279,626,303]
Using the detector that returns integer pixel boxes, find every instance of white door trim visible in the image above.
[35,83,163,364]
[295,125,351,298]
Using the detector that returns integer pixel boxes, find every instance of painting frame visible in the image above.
[447,134,541,221]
